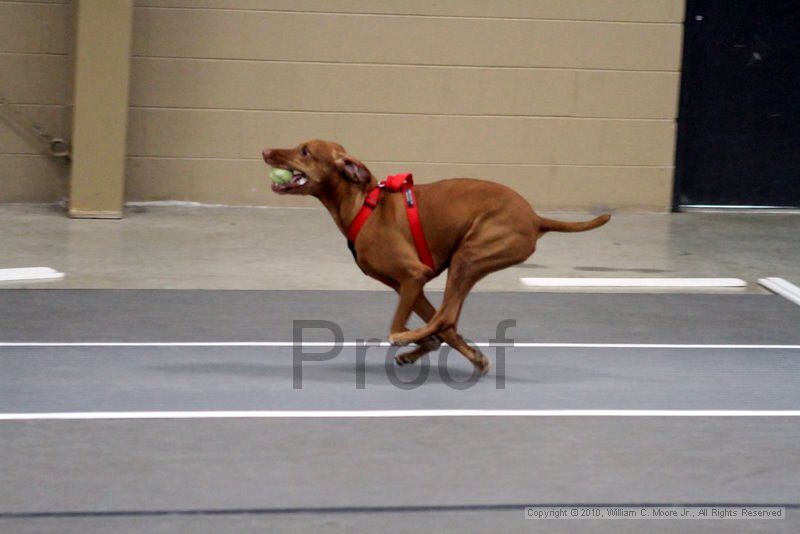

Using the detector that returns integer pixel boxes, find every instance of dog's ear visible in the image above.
[335,156,373,184]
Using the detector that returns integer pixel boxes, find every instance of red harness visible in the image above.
[346,173,435,271]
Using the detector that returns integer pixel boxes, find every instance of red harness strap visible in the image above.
[346,173,435,271]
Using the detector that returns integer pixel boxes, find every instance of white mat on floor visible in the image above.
[0,267,65,282]
[520,277,747,288]
[758,277,800,306]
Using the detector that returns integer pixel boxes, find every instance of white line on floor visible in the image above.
[1,410,799,421]
[759,277,800,307]
[520,277,747,287]
[0,267,64,282]
[1,342,799,349]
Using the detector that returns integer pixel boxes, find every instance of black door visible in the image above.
[674,0,800,209]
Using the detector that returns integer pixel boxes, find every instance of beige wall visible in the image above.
[0,0,71,202]
[1,1,684,210]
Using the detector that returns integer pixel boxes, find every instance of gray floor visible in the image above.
[2,419,798,534]
[1,289,799,532]
[0,514,795,534]
[1,204,799,291]
[3,345,800,411]
[3,289,800,343]
[1,513,795,534]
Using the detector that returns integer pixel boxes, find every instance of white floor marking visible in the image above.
[0,267,64,282]
[1,410,799,421]
[1,342,799,349]
[759,277,800,307]
[520,277,747,288]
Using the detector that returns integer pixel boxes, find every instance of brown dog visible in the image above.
[262,139,610,374]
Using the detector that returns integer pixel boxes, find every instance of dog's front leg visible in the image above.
[395,294,442,366]
[387,273,427,345]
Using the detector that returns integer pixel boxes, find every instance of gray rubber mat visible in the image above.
[1,290,799,343]
[1,419,798,520]
[2,289,798,530]
[2,346,799,412]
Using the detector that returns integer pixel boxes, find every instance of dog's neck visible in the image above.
[315,178,378,237]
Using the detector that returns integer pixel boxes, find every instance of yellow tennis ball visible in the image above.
[269,167,293,185]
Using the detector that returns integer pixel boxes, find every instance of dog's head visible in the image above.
[262,139,374,196]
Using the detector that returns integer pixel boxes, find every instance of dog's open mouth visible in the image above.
[271,169,309,194]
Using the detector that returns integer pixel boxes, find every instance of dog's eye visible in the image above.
[300,146,310,157]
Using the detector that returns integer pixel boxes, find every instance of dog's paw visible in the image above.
[472,349,491,375]
[388,333,411,347]
[395,349,426,367]
[418,335,442,352]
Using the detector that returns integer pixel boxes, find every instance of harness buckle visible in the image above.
[364,188,381,208]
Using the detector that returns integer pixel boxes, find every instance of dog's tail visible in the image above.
[537,214,611,234]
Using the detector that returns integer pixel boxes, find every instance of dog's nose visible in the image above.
[262,149,272,162]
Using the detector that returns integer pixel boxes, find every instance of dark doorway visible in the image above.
[674,0,800,210]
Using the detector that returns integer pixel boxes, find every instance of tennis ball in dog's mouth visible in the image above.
[269,167,293,185]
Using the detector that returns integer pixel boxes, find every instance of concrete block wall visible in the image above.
[0,0,71,202]
[1,1,685,210]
